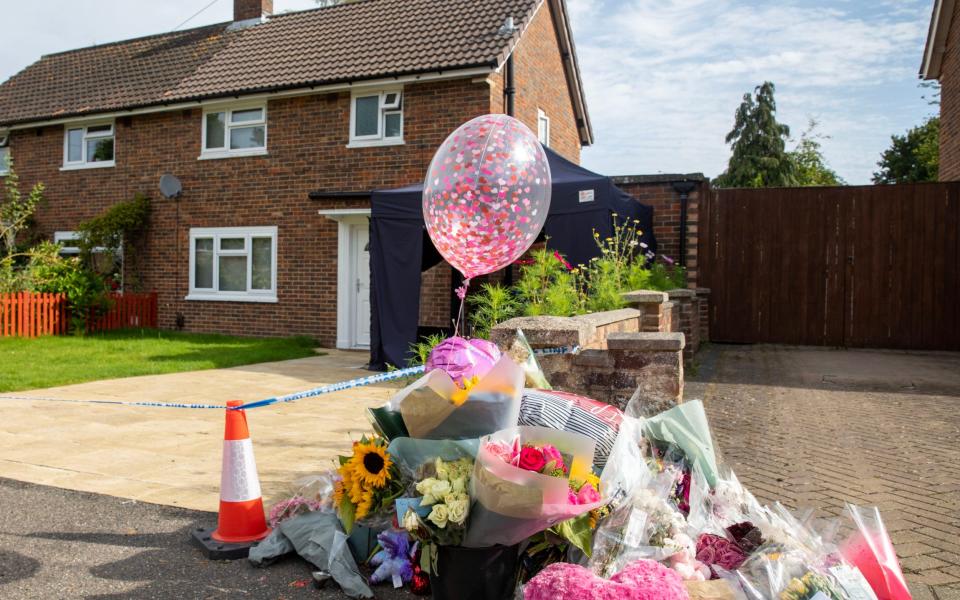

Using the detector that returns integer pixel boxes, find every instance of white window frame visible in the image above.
[537,108,551,147]
[54,230,116,256]
[186,226,278,303]
[0,133,8,176]
[347,88,404,148]
[61,121,115,170]
[199,102,268,160]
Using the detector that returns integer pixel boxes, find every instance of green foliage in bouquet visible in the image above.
[779,571,845,600]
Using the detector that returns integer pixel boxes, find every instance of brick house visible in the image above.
[0,0,592,348]
[922,0,960,180]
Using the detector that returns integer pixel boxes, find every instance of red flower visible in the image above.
[518,446,546,472]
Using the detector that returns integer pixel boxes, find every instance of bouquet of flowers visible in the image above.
[384,354,524,440]
[464,426,605,548]
[400,457,475,574]
[333,435,405,532]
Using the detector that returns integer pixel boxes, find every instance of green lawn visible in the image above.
[0,329,322,392]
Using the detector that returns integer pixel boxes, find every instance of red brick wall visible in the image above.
[6,78,491,345]
[613,178,707,287]
[489,0,582,163]
[940,1,960,180]
[419,263,452,328]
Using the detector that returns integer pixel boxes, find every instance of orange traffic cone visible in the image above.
[192,400,270,559]
[213,400,270,543]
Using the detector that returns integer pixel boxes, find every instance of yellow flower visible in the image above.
[449,375,480,406]
[350,441,392,489]
[355,488,374,521]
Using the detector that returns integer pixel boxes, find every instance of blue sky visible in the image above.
[0,0,937,184]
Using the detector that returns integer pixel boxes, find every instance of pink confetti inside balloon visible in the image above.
[423,114,551,279]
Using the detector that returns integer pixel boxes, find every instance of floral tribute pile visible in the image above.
[263,335,912,600]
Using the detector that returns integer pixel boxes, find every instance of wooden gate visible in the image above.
[698,183,960,350]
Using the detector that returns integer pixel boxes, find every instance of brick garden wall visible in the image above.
[612,176,707,288]
[939,0,960,180]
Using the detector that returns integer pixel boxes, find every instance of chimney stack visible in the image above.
[234,0,273,22]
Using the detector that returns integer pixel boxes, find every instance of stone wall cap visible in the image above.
[607,331,685,351]
[577,308,641,328]
[667,288,696,299]
[490,315,589,347]
[622,290,668,304]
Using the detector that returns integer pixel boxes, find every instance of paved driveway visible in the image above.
[692,344,960,600]
[0,350,402,512]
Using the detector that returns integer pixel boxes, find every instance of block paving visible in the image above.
[693,345,960,600]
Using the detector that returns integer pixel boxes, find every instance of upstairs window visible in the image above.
[201,104,267,158]
[63,122,115,169]
[537,109,550,147]
[187,226,277,302]
[349,89,403,146]
[0,133,8,176]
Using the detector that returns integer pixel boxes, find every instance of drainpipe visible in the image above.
[672,181,697,268]
[504,55,515,117]
[501,54,517,289]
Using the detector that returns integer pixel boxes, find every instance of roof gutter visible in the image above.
[550,0,594,145]
[2,63,497,130]
[921,0,955,79]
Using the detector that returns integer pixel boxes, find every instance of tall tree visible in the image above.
[714,82,796,188]
[789,119,845,186]
[872,116,939,184]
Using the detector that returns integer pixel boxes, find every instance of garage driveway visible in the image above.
[693,344,960,599]
[0,350,403,512]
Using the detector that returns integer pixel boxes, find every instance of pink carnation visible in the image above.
[577,482,601,505]
[525,560,689,600]
[541,444,567,474]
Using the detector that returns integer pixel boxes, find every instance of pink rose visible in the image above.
[568,489,579,505]
[485,440,514,464]
[518,446,546,472]
[541,444,567,474]
[577,482,601,505]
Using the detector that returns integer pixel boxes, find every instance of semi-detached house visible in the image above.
[0,0,592,348]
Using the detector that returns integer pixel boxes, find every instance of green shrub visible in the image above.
[409,333,446,366]
[24,242,110,333]
[468,283,520,338]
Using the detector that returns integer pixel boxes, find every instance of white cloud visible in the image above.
[569,0,933,183]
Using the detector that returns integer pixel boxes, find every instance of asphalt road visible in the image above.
[0,477,411,599]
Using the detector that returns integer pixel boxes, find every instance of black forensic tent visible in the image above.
[368,147,656,370]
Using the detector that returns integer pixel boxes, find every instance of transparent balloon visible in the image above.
[422,114,552,280]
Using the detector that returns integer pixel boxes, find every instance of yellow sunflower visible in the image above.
[350,441,392,489]
[355,488,375,521]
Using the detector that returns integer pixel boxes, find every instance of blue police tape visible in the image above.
[0,344,580,411]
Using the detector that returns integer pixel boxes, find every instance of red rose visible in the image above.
[518,446,546,472]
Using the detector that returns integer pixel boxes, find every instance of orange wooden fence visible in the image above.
[0,292,69,337]
[87,292,159,333]
[0,291,158,337]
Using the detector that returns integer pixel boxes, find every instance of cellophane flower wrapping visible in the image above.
[840,505,910,600]
[386,355,523,439]
[503,328,553,390]
[641,400,721,488]
[589,468,707,580]
[463,426,604,548]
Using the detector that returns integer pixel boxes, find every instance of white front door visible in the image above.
[351,224,371,348]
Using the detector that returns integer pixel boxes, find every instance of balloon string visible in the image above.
[454,278,471,336]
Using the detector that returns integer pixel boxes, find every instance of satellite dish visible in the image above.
[159,174,183,199]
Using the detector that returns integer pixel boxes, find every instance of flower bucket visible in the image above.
[429,544,520,600]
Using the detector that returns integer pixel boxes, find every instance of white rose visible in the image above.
[402,508,421,532]
[416,478,451,506]
[450,476,466,495]
[446,496,469,525]
[435,458,450,480]
[427,504,449,529]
